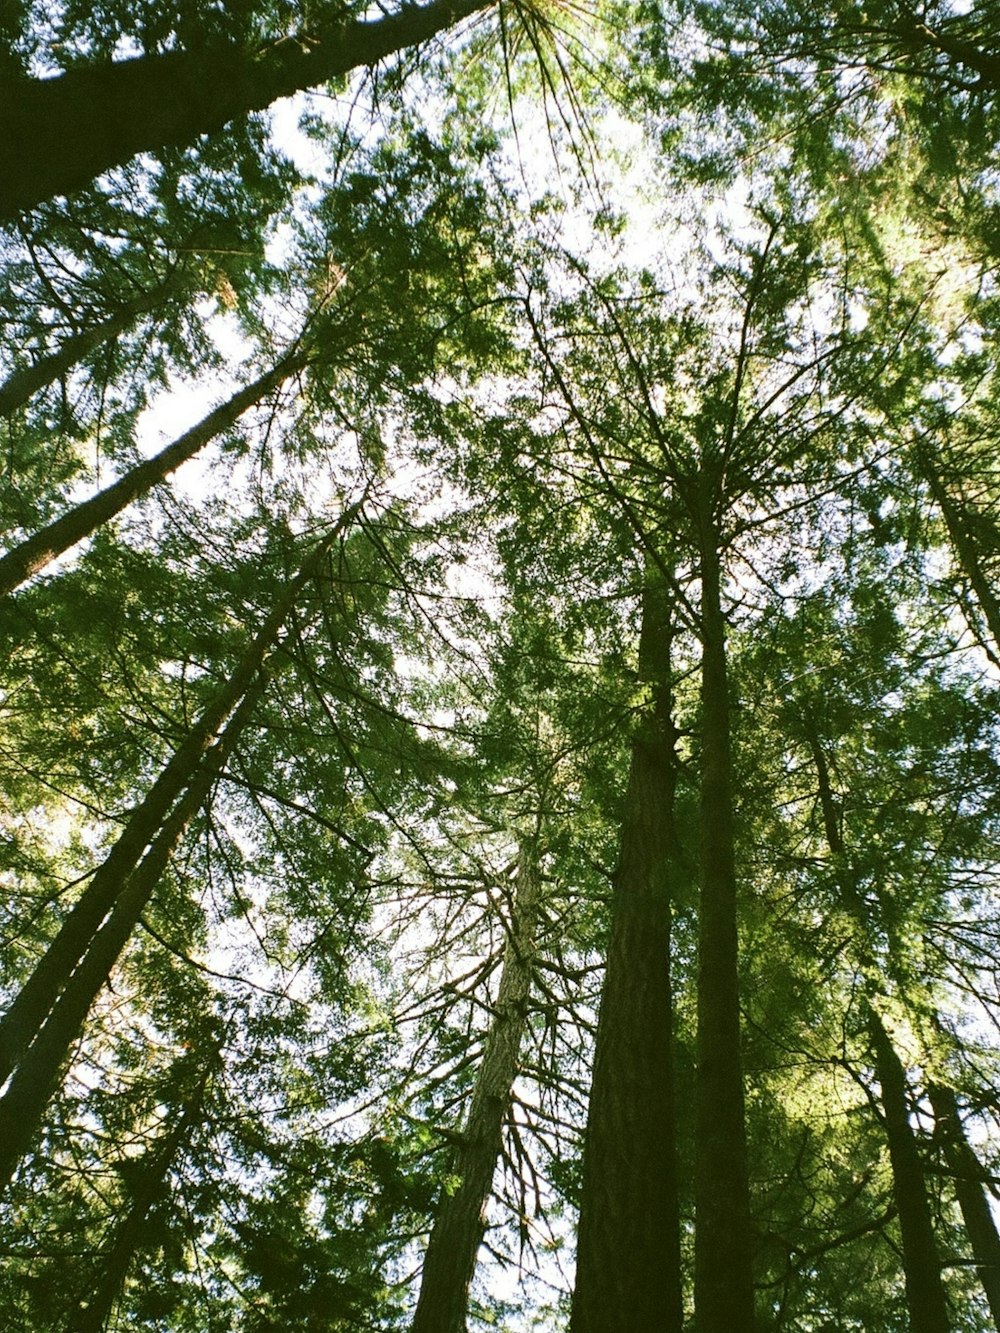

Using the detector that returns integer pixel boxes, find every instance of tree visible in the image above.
[0,0,497,218]
[570,574,683,1333]
[0,500,365,1189]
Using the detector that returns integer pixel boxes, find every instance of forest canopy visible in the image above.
[2,1,1000,1330]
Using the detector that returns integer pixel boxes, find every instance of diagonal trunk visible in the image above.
[0,281,176,419]
[410,849,542,1333]
[0,680,259,1191]
[867,1013,951,1333]
[928,1079,1000,1332]
[918,455,1000,659]
[808,733,950,1333]
[570,576,682,1333]
[72,1058,214,1333]
[0,500,361,1090]
[0,347,305,598]
[694,518,755,1333]
[0,0,494,218]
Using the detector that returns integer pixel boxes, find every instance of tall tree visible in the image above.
[570,574,683,1333]
[0,0,498,217]
[411,847,544,1333]
[0,500,366,1189]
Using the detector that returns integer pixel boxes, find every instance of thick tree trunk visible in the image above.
[808,734,950,1333]
[410,850,542,1333]
[570,577,683,1333]
[694,524,756,1333]
[0,0,494,218]
[0,501,360,1093]
[0,348,304,598]
[928,1080,1000,1331]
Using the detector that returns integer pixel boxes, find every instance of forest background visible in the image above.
[2,1,1000,1330]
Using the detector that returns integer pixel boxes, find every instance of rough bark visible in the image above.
[0,347,305,598]
[570,577,683,1333]
[693,520,756,1333]
[0,500,361,1090]
[0,0,494,218]
[410,850,542,1333]
[928,1080,1000,1332]
[808,734,950,1333]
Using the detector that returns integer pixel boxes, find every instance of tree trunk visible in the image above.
[928,1079,1000,1332]
[0,284,172,419]
[918,457,1000,660]
[0,500,361,1091]
[0,0,494,218]
[410,849,542,1333]
[570,577,683,1333]
[0,347,305,598]
[808,733,950,1333]
[72,1059,213,1333]
[694,522,756,1333]
[0,681,258,1192]
[867,1016,951,1333]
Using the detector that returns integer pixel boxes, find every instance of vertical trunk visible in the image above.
[570,577,683,1333]
[0,348,305,598]
[694,523,755,1333]
[72,1061,212,1333]
[928,1080,1000,1331]
[0,683,256,1192]
[0,284,172,419]
[0,500,360,1088]
[410,851,542,1333]
[808,734,950,1333]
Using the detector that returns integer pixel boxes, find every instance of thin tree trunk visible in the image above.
[71,1058,213,1333]
[410,850,542,1333]
[928,1079,1000,1332]
[0,681,258,1192]
[919,457,1000,658]
[570,577,683,1333]
[808,734,950,1333]
[0,284,171,419]
[694,518,755,1333]
[867,1015,951,1333]
[0,347,305,598]
[0,0,494,218]
[0,499,361,1088]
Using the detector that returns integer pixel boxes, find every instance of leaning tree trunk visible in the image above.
[0,681,260,1192]
[808,733,950,1333]
[0,0,494,218]
[0,346,306,598]
[570,576,683,1333]
[0,280,178,419]
[928,1079,1000,1331]
[72,1055,214,1333]
[410,850,542,1333]
[693,511,756,1333]
[0,501,362,1151]
[867,1014,951,1333]
[918,455,1000,660]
